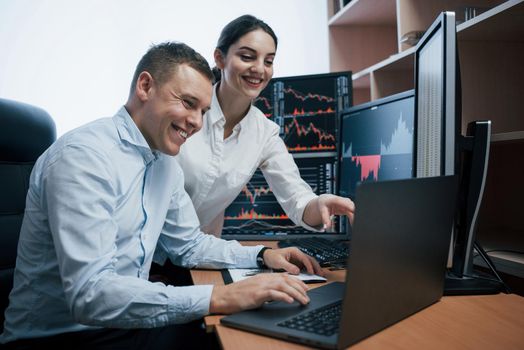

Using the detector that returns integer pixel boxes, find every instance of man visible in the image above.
[0,42,322,349]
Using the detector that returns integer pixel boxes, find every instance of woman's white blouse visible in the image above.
[176,85,318,236]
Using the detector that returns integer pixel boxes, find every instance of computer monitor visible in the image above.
[223,72,352,240]
[222,157,336,238]
[338,90,415,234]
[414,12,502,295]
[254,72,351,155]
[414,12,460,178]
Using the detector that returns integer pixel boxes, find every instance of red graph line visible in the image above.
[284,88,334,103]
[254,96,272,110]
[291,107,335,116]
[288,144,336,152]
[242,185,272,204]
[352,155,381,181]
[224,208,289,220]
[285,117,336,143]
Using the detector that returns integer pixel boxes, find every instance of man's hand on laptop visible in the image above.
[210,273,310,314]
[209,247,324,314]
[263,247,324,276]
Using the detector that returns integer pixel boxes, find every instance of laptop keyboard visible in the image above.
[277,300,342,336]
[278,237,349,267]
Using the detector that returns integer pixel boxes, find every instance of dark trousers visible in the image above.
[2,319,217,349]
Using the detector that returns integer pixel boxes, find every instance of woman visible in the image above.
[177,14,354,237]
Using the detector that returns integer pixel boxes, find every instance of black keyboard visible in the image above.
[278,237,349,267]
[278,300,342,336]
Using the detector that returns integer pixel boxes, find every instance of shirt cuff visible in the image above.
[295,193,324,232]
[240,245,266,268]
[166,284,215,324]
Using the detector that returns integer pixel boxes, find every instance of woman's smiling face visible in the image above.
[216,28,276,100]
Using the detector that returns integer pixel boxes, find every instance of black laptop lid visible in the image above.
[338,175,458,347]
[220,176,458,349]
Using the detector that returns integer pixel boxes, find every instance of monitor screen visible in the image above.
[223,72,352,240]
[338,90,415,200]
[337,90,415,235]
[254,72,352,155]
[222,157,336,237]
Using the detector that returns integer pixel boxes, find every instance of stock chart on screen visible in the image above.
[224,72,352,239]
[254,73,351,154]
[222,157,337,236]
[338,90,414,200]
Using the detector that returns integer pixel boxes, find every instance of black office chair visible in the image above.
[0,98,56,332]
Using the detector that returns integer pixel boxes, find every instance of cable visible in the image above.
[474,241,512,294]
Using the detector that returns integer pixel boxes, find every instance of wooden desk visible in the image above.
[190,242,524,349]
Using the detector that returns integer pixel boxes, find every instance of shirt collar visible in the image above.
[113,106,161,163]
[210,83,256,133]
[209,84,225,126]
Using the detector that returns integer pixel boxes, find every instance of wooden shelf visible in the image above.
[352,47,415,81]
[328,0,524,278]
[476,228,524,278]
[457,0,524,41]
[475,252,524,279]
[491,131,524,143]
[329,0,397,26]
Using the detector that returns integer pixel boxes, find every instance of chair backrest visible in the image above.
[0,98,56,332]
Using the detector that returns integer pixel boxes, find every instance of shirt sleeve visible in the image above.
[259,125,322,231]
[154,164,264,270]
[44,145,260,328]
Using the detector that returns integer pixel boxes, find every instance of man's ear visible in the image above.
[135,71,154,102]
[214,49,225,70]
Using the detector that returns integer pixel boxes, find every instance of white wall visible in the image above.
[0,0,329,136]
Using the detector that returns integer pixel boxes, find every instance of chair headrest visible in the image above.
[0,98,56,162]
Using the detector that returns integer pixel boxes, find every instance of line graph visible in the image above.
[250,73,352,154]
[284,87,335,104]
[282,115,337,152]
[222,158,335,236]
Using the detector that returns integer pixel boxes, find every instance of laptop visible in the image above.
[221,176,458,349]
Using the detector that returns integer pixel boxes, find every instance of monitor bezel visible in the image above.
[413,11,459,178]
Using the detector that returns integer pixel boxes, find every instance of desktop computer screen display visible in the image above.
[338,90,415,200]
[254,72,352,154]
[222,157,336,237]
[338,90,415,234]
[223,72,352,240]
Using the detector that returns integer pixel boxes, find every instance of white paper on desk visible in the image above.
[227,268,327,283]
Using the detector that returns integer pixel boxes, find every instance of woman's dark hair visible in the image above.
[213,14,278,83]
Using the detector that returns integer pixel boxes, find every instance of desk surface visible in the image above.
[190,242,524,350]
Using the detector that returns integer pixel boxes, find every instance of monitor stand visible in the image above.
[444,121,506,296]
[444,271,503,295]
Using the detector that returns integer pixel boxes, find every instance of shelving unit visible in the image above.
[327,0,524,281]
